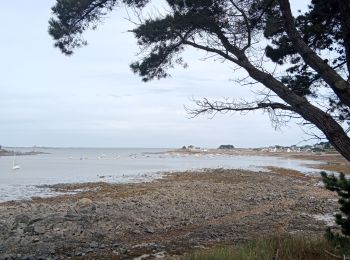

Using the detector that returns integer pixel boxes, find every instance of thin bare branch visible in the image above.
[186,98,295,119]
[229,0,251,51]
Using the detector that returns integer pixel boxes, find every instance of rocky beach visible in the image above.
[2,0,350,258]
[0,165,339,259]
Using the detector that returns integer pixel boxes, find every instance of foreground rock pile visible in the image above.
[0,168,337,259]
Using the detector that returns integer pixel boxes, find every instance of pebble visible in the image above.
[153,251,166,258]
[134,254,150,260]
[85,248,94,254]
[89,241,98,248]
[145,227,154,234]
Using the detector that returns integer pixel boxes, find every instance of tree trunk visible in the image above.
[337,0,350,78]
[279,0,350,107]
[242,61,350,162]
[213,23,350,162]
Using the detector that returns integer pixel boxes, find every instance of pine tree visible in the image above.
[48,0,350,162]
[321,171,350,239]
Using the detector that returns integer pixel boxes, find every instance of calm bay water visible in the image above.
[0,148,324,202]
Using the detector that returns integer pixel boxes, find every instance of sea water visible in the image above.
[0,148,325,202]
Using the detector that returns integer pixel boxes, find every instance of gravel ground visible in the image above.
[0,168,337,259]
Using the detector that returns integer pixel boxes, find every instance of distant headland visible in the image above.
[0,146,47,156]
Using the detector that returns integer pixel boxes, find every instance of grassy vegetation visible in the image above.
[183,234,350,260]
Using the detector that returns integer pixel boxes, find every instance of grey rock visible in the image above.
[65,207,79,218]
[28,217,43,225]
[24,225,34,234]
[145,227,154,234]
[0,222,10,239]
[13,214,31,227]
[74,198,97,214]
[33,225,46,235]
[89,241,98,248]
[153,251,167,258]
[120,248,128,254]
[5,235,21,245]
[85,248,94,254]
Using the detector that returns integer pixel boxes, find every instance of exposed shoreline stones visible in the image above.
[0,168,338,259]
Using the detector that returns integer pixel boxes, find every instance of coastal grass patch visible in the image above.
[183,234,349,260]
[319,163,350,175]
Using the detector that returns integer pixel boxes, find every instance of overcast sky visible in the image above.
[0,1,313,148]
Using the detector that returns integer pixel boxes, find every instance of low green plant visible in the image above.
[183,235,345,260]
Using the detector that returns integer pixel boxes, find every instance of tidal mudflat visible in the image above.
[0,148,332,202]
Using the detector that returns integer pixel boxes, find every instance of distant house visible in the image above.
[268,146,278,152]
[187,145,201,151]
[314,144,324,150]
[312,142,332,151]
[299,145,312,152]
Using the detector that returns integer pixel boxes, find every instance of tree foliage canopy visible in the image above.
[49,0,350,161]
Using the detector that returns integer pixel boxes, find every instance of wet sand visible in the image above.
[164,149,350,174]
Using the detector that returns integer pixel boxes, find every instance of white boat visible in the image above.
[12,153,20,170]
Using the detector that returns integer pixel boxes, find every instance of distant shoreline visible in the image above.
[159,148,350,174]
[0,149,48,156]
